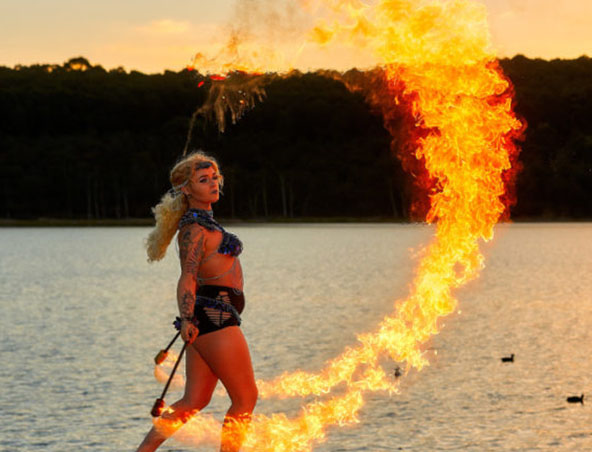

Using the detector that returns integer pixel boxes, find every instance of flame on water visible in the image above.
[154,350,185,390]
[156,0,524,450]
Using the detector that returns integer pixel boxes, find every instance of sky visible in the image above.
[1,0,590,73]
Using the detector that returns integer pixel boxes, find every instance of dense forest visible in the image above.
[0,56,590,221]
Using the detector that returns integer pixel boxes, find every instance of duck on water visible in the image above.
[566,394,584,404]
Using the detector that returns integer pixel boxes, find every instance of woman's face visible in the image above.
[185,164,220,206]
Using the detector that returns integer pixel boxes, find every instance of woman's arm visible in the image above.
[176,224,206,342]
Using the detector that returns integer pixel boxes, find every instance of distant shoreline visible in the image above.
[1,217,590,227]
[0,217,405,227]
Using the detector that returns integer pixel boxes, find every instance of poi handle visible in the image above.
[151,341,188,417]
[154,331,181,365]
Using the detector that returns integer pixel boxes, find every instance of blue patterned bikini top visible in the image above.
[178,208,243,257]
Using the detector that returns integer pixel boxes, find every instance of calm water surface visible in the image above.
[0,224,591,451]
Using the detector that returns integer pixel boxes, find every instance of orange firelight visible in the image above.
[154,0,524,450]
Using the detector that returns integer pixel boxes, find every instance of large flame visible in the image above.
[156,0,524,450]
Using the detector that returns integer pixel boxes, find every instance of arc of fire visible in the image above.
[153,1,524,450]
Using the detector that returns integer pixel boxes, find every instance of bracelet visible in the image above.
[173,315,195,331]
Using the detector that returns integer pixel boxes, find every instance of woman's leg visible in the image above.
[136,344,219,452]
[195,326,258,452]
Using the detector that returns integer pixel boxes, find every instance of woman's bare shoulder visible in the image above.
[177,223,208,245]
[177,224,209,271]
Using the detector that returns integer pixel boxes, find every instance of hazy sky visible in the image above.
[1,0,590,73]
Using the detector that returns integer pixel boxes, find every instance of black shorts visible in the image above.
[192,285,245,336]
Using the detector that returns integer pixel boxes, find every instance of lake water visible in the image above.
[0,223,591,451]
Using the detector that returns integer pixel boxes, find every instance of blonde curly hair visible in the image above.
[145,151,223,262]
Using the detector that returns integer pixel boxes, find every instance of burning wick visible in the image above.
[154,331,181,365]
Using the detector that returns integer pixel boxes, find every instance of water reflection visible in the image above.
[0,224,590,451]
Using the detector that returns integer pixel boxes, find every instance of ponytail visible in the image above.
[145,191,188,262]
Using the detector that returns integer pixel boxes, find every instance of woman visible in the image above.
[137,151,258,452]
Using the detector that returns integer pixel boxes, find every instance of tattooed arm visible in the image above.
[176,224,206,343]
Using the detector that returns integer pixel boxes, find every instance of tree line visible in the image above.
[0,56,590,221]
